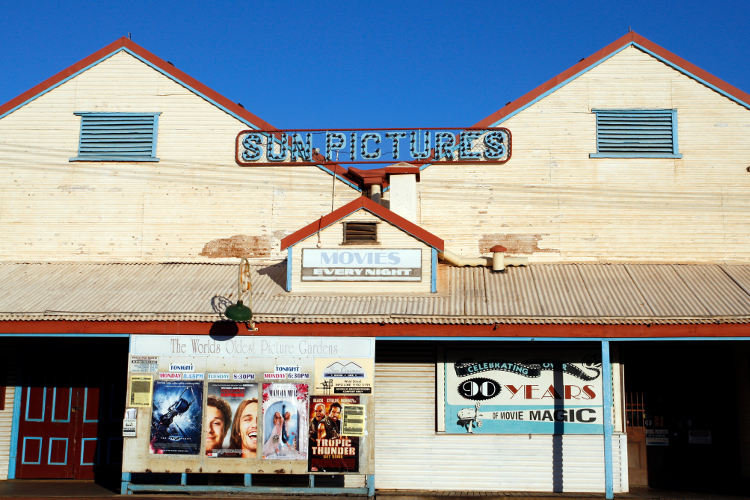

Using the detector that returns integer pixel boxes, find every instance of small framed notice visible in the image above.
[341,404,365,436]
[129,375,153,407]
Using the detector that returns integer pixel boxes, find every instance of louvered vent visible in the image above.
[592,110,680,157]
[72,112,160,161]
[343,222,378,243]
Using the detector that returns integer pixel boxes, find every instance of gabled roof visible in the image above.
[280,196,444,251]
[474,31,750,129]
[0,37,356,188]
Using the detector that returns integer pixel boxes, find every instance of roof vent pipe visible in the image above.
[490,245,528,272]
[370,184,382,204]
[439,245,529,272]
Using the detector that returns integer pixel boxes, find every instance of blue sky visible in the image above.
[1,0,748,130]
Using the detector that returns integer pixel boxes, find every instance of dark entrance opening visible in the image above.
[2,337,127,489]
[621,341,749,495]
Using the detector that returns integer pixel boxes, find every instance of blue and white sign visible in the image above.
[301,248,422,281]
[444,350,604,434]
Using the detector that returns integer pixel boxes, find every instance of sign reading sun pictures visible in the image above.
[444,349,604,434]
[235,127,511,166]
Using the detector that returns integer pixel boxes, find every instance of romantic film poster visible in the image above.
[150,380,203,454]
[308,395,360,472]
[262,383,308,460]
[205,382,258,458]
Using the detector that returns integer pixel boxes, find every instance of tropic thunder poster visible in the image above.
[308,395,360,472]
[150,380,203,454]
[261,383,308,460]
[205,382,258,458]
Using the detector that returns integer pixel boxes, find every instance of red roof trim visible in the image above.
[0,37,355,184]
[0,320,746,338]
[280,196,444,251]
[474,32,750,128]
[0,37,274,128]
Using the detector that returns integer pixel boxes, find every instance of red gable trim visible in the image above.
[0,37,274,128]
[474,32,750,128]
[280,196,444,251]
[0,37,355,183]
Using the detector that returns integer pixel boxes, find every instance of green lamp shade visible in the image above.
[225,300,252,322]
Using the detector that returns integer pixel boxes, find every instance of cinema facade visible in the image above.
[0,32,749,498]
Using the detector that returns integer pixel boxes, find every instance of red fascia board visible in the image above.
[1,38,354,182]
[0,320,747,338]
[280,196,444,251]
[0,37,273,129]
[474,32,750,128]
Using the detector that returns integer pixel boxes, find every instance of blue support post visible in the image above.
[601,340,614,499]
[367,474,375,497]
[244,473,252,487]
[8,386,22,479]
[121,472,131,495]
[180,473,187,485]
[309,474,315,488]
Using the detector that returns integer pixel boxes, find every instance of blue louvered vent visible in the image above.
[592,110,680,158]
[72,112,160,161]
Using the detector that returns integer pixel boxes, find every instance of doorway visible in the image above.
[8,338,127,481]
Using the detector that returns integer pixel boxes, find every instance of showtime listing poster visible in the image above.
[308,396,360,472]
[445,351,604,434]
[150,380,203,454]
[205,382,259,458]
[262,383,308,460]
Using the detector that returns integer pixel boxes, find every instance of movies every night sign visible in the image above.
[301,249,421,282]
[444,352,604,434]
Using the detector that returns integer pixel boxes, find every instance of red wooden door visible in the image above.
[12,338,127,481]
[15,385,101,479]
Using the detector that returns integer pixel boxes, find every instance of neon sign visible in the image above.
[235,127,511,166]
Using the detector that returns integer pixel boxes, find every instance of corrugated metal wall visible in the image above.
[374,344,626,493]
[0,386,15,480]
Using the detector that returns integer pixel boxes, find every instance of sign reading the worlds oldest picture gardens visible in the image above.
[444,349,604,434]
[235,127,511,166]
[302,249,421,282]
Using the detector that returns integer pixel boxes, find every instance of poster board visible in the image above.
[122,335,374,475]
[442,346,604,434]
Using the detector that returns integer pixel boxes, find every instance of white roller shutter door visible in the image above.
[374,343,626,493]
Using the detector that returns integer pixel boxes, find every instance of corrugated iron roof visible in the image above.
[1,262,749,325]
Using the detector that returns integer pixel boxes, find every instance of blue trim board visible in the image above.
[21,437,43,465]
[51,387,72,423]
[601,340,614,500]
[48,438,68,466]
[286,246,293,292]
[83,387,97,423]
[490,41,750,129]
[635,43,750,111]
[24,387,45,422]
[490,44,631,127]
[8,387,22,478]
[431,248,438,293]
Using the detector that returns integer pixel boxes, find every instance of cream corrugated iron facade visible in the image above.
[415,45,750,263]
[0,32,749,497]
[0,50,359,263]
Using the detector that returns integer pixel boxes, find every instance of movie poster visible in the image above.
[262,383,308,460]
[205,382,259,458]
[150,380,203,454]
[308,395,360,472]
